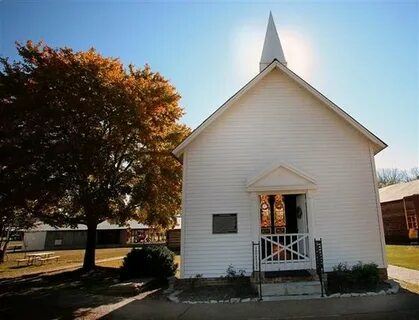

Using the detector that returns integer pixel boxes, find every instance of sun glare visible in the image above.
[231,25,314,82]
[231,24,264,82]
[280,29,314,80]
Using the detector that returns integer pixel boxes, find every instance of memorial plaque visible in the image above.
[213,214,237,234]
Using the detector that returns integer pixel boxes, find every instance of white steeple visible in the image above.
[259,12,287,71]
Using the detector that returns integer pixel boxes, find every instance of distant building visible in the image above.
[23,217,181,251]
[379,180,419,243]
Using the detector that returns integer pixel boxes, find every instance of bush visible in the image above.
[327,262,379,293]
[120,246,177,281]
[351,262,379,289]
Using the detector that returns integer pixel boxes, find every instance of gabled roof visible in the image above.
[379,179,419,203]
[247,162,317,192]
[173,60,387,159]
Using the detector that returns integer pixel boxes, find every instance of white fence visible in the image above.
[260,233,311,271]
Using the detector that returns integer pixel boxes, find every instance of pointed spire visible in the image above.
[260,12,287,71]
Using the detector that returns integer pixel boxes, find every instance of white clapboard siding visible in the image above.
[181,68,384,278]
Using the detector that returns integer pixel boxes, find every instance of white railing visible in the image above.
[260,233,310,271]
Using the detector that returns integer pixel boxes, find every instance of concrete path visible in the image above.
[101,293,419,320]
[388,265,419,285]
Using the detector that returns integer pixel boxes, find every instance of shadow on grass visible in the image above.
[8,265,28,270]
[0,267,129,320]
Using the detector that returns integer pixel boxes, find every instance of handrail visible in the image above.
[314,238,325,297]
[251,241,262,299]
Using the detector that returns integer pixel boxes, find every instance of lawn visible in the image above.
[0,247,131,279]
[386,245,419,270]
[1,246,181,279]
[174,254,181,278]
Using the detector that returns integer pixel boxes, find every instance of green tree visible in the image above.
[0,41,189,269]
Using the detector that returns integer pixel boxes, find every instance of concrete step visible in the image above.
[259,280,322,297]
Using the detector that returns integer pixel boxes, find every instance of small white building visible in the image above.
[173,13,387,279]
[23,217,181,251]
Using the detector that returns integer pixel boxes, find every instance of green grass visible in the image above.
[1,248,181,280]
[0,247,131,279]
[398,280,419,294]
[174,255,181,278]
[386,245,419,270]
[96,258,124,269]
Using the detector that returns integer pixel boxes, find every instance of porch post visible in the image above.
[306,190,317,270]
[250,192,260,243]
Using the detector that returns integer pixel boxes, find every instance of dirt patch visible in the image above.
[178,283,257,302]
[326,281,391,295]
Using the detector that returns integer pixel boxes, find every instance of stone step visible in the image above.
[259,280,322,297]
[260,274,317,283]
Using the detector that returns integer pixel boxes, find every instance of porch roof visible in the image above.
[246,162,317,192]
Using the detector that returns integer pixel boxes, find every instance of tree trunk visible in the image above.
[83,222,97,271]
[0,226,11,264]
[0,248,6,264]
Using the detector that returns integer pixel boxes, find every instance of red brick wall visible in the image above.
[381,194,419,243]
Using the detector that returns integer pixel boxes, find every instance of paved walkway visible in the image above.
[101,293,419,320]
[388,265,419,285]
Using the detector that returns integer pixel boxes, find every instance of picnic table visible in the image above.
[16,252,60,267]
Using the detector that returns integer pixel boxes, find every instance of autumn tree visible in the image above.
[0,50,58,262]
[0,41,189,269]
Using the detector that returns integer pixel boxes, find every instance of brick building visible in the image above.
[379,180,419,243]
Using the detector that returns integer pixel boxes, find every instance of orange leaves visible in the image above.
[1,40,190,231]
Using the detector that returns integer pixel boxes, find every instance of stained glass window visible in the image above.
[274,194,286,228]
[260,195,271,228]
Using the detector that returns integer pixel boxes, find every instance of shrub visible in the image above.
[327,262,379,293]
[351,262,379,289]
[120,246,177,280]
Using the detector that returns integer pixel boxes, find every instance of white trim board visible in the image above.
[247,161,316,188]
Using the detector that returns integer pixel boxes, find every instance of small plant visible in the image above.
[120,245,177,281]
[225,264,246,279]
[332,262,350,272]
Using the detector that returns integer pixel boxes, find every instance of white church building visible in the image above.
[173,13,387,280]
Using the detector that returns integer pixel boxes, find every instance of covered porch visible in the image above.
[247,162,317,273]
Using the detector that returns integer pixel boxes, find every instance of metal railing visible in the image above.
[314,238,324,297]
[251,241,262,299]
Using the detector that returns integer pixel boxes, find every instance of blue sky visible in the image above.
[1,0,418,169]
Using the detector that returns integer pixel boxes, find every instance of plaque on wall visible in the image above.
[212,214,237,234]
